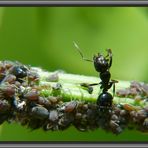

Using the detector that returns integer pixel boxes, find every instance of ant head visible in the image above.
[93,53,109,73]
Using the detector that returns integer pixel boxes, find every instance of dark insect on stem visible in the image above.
[74,42,118,111]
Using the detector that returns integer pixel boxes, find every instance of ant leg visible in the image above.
[112,82,115,98]
[80,83,99,94]
[110,80,118,97]
[73,41,93,62]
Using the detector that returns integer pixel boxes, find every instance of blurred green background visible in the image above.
[0,7,148,142]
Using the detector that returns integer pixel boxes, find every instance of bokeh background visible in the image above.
[0,7,148,141]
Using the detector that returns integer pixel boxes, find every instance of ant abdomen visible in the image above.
[97,92,113,108]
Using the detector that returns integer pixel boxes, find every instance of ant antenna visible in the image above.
[105,48,112,69]
[73,41,93,62]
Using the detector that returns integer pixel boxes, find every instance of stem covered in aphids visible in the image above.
[0,60,147,134]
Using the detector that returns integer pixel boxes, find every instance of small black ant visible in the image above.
[74,42,118,110]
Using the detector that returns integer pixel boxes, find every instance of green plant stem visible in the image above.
[33,67,148,107]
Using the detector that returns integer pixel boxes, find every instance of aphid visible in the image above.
[75,112,82,120]
[74,42,117,110]
[24,90,39,101]
[119,109,127,116]
[109,120,122,134]
[111,114,119,121]
[1,74,16,84]
[38,97,51,107]
[141,83,148,96]
[0,84,16,98]
[65,101,77,113]
[0,100,11,113]
[2,60,14,70]
[128,87,138,96]
[46,72,59,82]
[48,96,61,105]
[0,63,6,76]
[27,71,40,86]
[116,89,130,97]
[58,113,74,129]
[87,108,97,120]
[49,110,58,122]
[52,83,62,96]
[143,118,148,128]
[136,110,147,121]
[82,104,88,111]
[31,106,49,119]
[130,81,142,92]
[27,71,39,82]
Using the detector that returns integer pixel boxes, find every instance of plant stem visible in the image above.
[33,67,148,107]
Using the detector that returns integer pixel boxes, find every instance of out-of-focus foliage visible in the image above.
[0,7,148,141]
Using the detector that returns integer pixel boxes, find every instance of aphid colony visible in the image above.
[116,81,148,132]
[0,60,147,134]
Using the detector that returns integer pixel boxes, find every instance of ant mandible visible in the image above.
[74,42,118,110]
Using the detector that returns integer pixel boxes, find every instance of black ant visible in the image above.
[74,42,118,110]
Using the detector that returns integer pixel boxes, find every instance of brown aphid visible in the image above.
[65,101,77,113]
[113,106,121,115]
[116,89,130,97]
[28,71,39,81]
[136,110,147,121]
[0,63,5,73]
[129,87,139,96]
[1,74,16,84]
[143,105,148,112]
[120,109,127,116]
[48,96,60,104]
[38,97,51,107]
[130,81,142,91]
[111,114,119,121]
[3,60,14,69]
[58,113,74,129]
[22,81,28,87]
[0,85,16,98]
[141,84,148,96]
[24,90,39,101]
[109,120,122,134]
